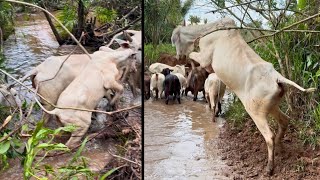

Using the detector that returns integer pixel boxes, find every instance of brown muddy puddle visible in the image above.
[144,93,231,179]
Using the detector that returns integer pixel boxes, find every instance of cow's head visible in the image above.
[161,68,173,77]
[0,84,21,107]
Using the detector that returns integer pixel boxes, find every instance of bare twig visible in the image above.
[248,11,320,43]
[207,0,263,14]
[108,150,141,166]
[119,6,139,21]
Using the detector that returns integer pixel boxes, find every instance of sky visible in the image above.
[183,0,281,26]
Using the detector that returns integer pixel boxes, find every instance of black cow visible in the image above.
[161,68,181,104]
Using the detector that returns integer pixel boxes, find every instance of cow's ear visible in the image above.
[115,39,130,49]
[170,69,173,72]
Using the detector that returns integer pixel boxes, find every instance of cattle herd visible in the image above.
[145,54,226,122]
[0,17,318,176]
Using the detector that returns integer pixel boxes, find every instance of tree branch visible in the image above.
[4,0,90,58]
[0,69,141,116]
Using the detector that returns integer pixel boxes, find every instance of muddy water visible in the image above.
[0,13,114,178]
[144,95,231,179]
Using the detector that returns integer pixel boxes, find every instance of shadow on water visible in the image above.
[144,92,233,179]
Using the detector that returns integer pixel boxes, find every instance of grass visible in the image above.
[224,100,250,130]
[144,43,176,65]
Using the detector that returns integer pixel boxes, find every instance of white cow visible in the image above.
[150,73,165,99]
[149,63,186,76]
[204,73,226,122]
[172,72,187,94]
[172,17,316,175]
[37,48,136,147]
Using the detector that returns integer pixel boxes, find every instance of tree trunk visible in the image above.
[40,4,64,45]
[76,0,85,39]
[0,27,3,53]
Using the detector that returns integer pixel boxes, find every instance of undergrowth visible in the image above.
[144,43,176,65]
[224,100,250,130]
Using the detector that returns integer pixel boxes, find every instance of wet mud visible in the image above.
[144,94,230,179]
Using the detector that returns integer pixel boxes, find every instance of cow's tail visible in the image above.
[156,73,159,81]
[276,73,316,93]
[34,86,56,115]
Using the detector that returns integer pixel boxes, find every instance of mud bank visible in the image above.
[218,120,320,179]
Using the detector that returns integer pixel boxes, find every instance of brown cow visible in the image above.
[144,72,151,100]
[185,66,209,101]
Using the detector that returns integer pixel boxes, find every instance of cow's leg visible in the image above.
[62,113,91,148]
[155,88,159,99]
[129,80,137,98]
[270,108,289,148]
[176,90,181,104]
[205,92,210,104]
[165,89,169,105]
[217,101,222,115]
[193,90,198,101]
[247,110,275,175]
[108,80,124,108]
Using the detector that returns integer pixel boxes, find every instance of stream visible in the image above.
[0,13,116,178]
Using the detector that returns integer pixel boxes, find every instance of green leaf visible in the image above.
[0,141,10,154]
[99,166,122,180]
[68,137,88,165]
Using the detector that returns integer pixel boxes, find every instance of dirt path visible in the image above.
[144,97,230,179]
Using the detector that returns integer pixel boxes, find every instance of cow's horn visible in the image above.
[123,30,133,42]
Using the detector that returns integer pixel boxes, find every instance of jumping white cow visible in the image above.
[172,17,316,175]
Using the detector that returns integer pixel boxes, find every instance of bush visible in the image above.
[144,43,176,65]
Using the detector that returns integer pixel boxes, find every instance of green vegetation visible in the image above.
[224,100,250,130]
[94,6,117,24]
[144,43,176,65]
[0,2,14,40]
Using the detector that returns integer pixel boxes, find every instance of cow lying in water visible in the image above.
[204,73,226,121]
[185,66,209,101]
[36,48,137,148]
[171,17,316,175]
[162,68,181,104]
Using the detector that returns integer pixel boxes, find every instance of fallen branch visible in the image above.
[0,69,141,115]
[4,0,91,58]
[98,17,141,38]
[119,6,139,21]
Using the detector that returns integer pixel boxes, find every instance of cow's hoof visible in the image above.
[165,100,169,104]
[193,98,196,101]
[266,165,274,176]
